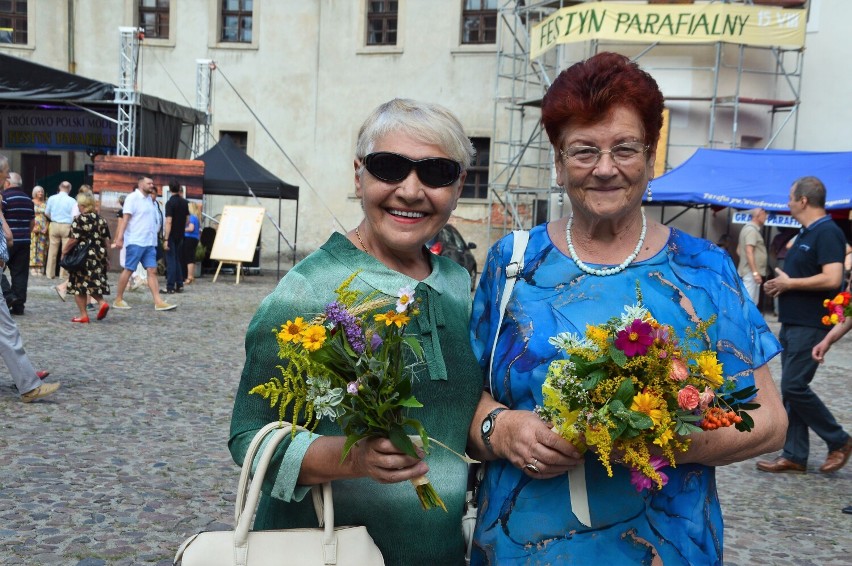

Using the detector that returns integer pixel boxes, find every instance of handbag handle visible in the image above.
[234,422,338,566]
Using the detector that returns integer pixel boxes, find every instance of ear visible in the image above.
[354,158,364,198]
[646,146,657,176]
[451,172,466,210]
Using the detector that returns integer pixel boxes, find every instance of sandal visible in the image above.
[71,316,90,323]
[184,277,194,285]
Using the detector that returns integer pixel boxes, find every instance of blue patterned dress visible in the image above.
[469,224,781,565]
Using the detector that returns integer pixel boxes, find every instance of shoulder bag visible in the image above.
[174,421,385,566]
[463,230,529,565]
[59,240,92,272]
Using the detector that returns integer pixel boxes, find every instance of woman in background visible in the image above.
[62,192,111,323]
[183,201,201,285]
[29,185,48,276]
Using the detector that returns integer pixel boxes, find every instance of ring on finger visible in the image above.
[524,460,541,474]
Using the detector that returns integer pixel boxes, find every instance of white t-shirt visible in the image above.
[122,189,161,247]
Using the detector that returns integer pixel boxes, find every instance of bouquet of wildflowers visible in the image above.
[822,291,852,326]
[537,285,759,492]
[249,271,447,511]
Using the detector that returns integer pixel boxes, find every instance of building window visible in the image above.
[462,137,490,199]
[366,1,397,46]
[0,0,27,45]
[221,0,252,43]
[139,0,170,40]
[220,130,248,152]
[461,0,497,44]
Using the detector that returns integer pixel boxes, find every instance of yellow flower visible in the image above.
[374,310,410,328]
[300,325,327,351]
[696,351,724,388]
[630,391,664,427]
[586,325,609,350]
[653,426,674,448]
[279,317,308,343]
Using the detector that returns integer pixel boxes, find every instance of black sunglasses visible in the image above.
[362,152,462,188]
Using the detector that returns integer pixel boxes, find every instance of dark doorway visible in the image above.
[21,154,61,192]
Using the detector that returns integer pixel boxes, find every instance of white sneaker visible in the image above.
[130,277,144,291]
[154,302,177,311]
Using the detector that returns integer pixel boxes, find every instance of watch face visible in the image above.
[481,418,493,435]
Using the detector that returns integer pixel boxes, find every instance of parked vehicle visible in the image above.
[427,224,478,290]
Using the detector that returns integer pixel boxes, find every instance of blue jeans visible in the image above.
[779,324,849,464]
[166,237,184,291]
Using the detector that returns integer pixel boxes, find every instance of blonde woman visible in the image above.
[182,201,201,284]
[61,192,111,323]
[29,185,48,276]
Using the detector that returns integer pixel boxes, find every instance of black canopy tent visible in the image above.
[0,52,204,157]
[196,135,300,272]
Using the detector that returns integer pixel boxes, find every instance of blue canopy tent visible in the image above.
[646,148,852,211]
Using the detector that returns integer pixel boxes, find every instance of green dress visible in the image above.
[229,232,482,566]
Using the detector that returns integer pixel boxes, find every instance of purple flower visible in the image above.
[370,333,383,351]
[614,319,654,357]
[325,301,366,354]
[347,381,359,395]
[629,455,670,492]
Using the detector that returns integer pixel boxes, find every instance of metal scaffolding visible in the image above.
[488,0,806,239]
[193,59,215,158]
[115,27,143,157]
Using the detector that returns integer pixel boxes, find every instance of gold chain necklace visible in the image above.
[354,226,371,254]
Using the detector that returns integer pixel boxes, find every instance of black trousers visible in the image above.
[1,241,31,307]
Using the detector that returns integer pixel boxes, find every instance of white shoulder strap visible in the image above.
[488,230,529,394]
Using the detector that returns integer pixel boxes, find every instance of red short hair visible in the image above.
[541,52,665,149]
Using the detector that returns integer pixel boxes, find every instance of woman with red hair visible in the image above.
[466,52,788,564]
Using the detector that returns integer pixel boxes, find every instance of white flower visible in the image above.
[396,285,416,313]
[619,303,649,330]
[549,332,586,352]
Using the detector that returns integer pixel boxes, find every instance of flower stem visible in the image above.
[410,476,446,512]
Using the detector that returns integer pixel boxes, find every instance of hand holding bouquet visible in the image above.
[537,286,759,492]
[249,272,447,511]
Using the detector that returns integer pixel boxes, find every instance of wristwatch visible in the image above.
[481,407,508,452]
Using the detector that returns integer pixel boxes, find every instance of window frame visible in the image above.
[462,137,490,200]
[138,0,170,41]
[0,0,28,46]
[219,130,248,152]
[460,0,498,45]
[220,0,253,44]
[365,0,398,46]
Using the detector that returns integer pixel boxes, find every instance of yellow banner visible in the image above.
[530,2,806,59]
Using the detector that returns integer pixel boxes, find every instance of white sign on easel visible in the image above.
[210,205,264,284]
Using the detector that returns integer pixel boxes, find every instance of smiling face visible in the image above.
[555,105,655,224]
[354,131,464,258]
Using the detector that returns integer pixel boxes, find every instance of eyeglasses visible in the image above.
[559,142,648,168]
[362,152,462,188]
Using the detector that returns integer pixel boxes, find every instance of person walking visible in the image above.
[737,207,768,306]
[759,176,852,474]
[110,176,176,311]
[29,185,48,276]
[44,180,76,282]
[62,191,111,323]
[1,171,34,315]
[0,154,59,402]
[163,181,189,294]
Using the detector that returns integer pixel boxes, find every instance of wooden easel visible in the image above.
[212,261,243,285]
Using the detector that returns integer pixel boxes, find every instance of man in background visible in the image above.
[44,180,75,283]
[759,176,852,474]
[163,181,189,294]
[1,171,34,315]
[737,207,768,306]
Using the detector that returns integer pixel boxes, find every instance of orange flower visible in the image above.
[374,310,410,328]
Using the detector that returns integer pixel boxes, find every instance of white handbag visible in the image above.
[174,421,385,566]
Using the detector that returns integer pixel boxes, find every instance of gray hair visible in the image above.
[7,172,22,187]
[59,181,72,192]
[793,176,826,208]
[0,154,8,174]
[355,98,475,172]
[32,185,45,198]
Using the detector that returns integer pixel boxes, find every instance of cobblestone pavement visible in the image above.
[0,272,850,565]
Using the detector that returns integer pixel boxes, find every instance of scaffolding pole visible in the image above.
[115,26,143,157]
[193,59,215,158]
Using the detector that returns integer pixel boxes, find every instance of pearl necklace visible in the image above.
[565,210,647,276]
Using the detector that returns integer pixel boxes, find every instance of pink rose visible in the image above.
[669,359,689,382]
[699,386,715,411]
[677,385,701,410]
